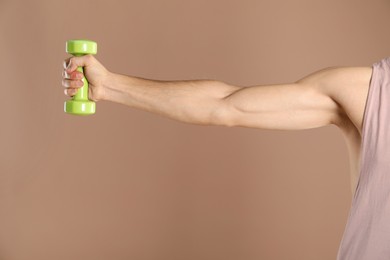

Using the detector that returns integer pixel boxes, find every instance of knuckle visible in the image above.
[69,72,75,79]
[65,88,76,96]
[68,57,74,66]
[85,54,94,63]
[71,80,79,88]
[70,71,81,80]
[75,71,83,79]
[67,57,76,69]
[76,80,84,88]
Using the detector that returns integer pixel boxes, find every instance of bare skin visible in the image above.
[62,55,373,196]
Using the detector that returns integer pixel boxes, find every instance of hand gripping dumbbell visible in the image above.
[64,39,97,115]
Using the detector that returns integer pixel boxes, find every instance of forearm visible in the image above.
[102,72,240,125]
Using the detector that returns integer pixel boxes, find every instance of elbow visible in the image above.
[209,100,236,127]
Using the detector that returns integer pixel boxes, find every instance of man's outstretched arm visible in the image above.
[103,72,340,130]
[63,55,360,130]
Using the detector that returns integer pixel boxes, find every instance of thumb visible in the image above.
[65,55,91,73]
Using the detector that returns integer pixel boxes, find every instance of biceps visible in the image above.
[220,83,340,130]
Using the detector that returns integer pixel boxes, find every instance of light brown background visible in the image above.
[1,0,389,259]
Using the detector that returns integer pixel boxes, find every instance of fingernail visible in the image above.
[66,61,72,72]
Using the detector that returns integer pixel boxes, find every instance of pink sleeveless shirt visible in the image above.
[337,57,390,259]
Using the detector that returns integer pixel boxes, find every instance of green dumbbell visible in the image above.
[64,39,97,115]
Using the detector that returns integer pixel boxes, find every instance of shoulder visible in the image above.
[296,66,373,134]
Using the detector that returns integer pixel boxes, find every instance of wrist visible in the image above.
[100,70,117,102]
[101,71,134,103]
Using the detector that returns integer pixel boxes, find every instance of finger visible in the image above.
[64,88,78,97]
[63,57,71,70]
[62,69,84,80]
[62,78,84,88]
[65,55,92,73]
